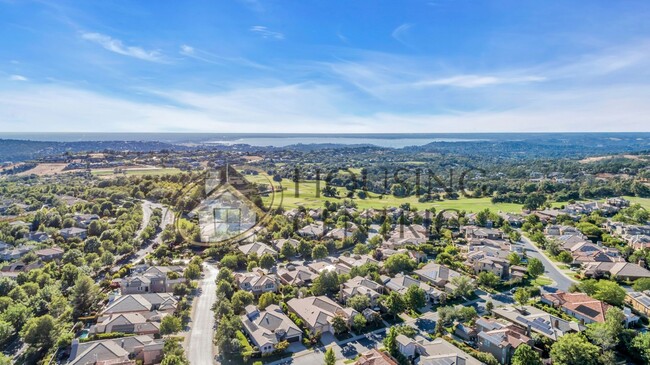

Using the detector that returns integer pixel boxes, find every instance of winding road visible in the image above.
[518,232,577,291]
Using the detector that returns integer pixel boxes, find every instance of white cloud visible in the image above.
[391,23,413,45]
[414,75,546,88]
[81,32,165,62]
[180,44,194,55]
[8,74,27,81]
[249,26,284,40]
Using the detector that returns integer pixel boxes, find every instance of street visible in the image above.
[187,263,219,365]
[518,233,578,291]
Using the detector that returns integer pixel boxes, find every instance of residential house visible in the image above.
[101,293,178,319]
[238,242,278,257]
[385,224,429,248]
[119,266,185,295]
[541,291,610,324]
[235,270,279,295]
[475,317,533,365]
[466,250,510,279]
[73,213,100,228]
[60,227,87,240]
[273,238,300,253]
[462,226,504,240]
[383,273,445,304]
[0,244,34,261]
[90,312,161,336]
[355,349,398,365]
[297,223,324,239]
[286,296,357,335]
[68,335,163,365]
[396,335,483,365]
[492,305,582,340]
[34,247,64,261]
[340,276,383,306]
[583,261,650,281]
[26,231,49,242]
[413,262,461,293]
[277,264,318,286]
[338,254,380,269]
[307,259,352,276]
[625,291,650,317]
[240,304,302,354]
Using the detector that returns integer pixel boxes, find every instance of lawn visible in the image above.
[242,171,523,212]
[533,276,553,286]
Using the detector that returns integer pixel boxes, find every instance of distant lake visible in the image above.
[0,132,647,149]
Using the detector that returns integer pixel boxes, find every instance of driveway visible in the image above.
[187,263,219,365]
[518,232,577,291]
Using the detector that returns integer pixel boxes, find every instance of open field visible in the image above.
[92,167,182,177]
[16,163,69,176]
[242,172,523,212]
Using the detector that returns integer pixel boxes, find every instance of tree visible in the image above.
[591,280,626,306]
[160,315,182,335]
[216,280,233,299]
[405,285,426,310]
[347,294,371,312]
[632,278,650,292]
[485,300,494,314]
[508,252,521,266]
[71,275,98,319]
[312,244,329,260]
[353,313,367,331]
[512,344,542,365]
[311,271,339,295]
[1,303,30,331]
[258,292,276,310]
[513,288,530,307]
[450,276,475,298]
[0,354,11,365]
[331,315,347,335]
[586,307,624,351]
[631,332,650,363]
[477,272,500,288]
[231,291,255,314]
[383,291,406,318]
[280,242,296,258]
[259,254,276,269]
[383,326,398,356]
[384,253,416,275]
[184,263,201,280]
[527,258,544,278]
[324,347,336,365]
[0,320,13,344]
[550,333,599,365]
[21,315,57,348]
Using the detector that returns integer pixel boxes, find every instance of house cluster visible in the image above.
[1,241,64,279]
[461,226,524,281]
[67,335,163,365]
[605,221,650,250]
[114,265,186,295]
[544,224,650,281]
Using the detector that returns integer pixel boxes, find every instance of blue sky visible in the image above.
[1,0,650,133]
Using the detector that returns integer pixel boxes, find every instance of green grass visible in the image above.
[92,168,181,176]
[243,172,523,212]
[533,276,553,286]
[624,196,650,210]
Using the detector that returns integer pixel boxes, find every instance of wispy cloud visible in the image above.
[249,26,284,40]
[179,44,270,70]
[8,74,28,81]
[391,23,413,45]
[81,32,165,62]
[414,75,546,88]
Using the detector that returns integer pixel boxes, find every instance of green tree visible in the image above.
[312,244,329,260]
[383,291,406,319]
[258,292,277,310]
[353,313,367,331]
[383,326,398,356]
[331,315,347,335]
[527,258,544,278]
[347,294,371,312]
[512,344,542,365]
[311,271,339,295]
[550,333,599,365]
[0,354,11,365]
[0,320,13,344]
[592,280,626,306]
[450,276,475,298]
[631,332,650,363]
[231,291,255,314]
[184,263,201,280]
[20,315,57,348]
[632,278,650,291]
[280,243,296,258]
[513,288,530,307]
[216,280,233,299]
[1,303,30,331]
[71,275,99,319]
[259,254,276,269]
[383,253,416,275]
[324,347,336,365]
[405,285,426,310]
[508,252,521,266]
[477,271,500,288]
[160,315,183,335]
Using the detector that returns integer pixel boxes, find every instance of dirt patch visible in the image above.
[579,154,648,163]
[16,163,71,176]
[243,155,263,163]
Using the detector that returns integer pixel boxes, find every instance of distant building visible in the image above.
[60,227,87,240]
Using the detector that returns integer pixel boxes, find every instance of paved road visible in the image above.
[187,264,219,365]
[519,232,577,291]
[131,201,174,263]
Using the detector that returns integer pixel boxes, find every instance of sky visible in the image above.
[1,0,650,133]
